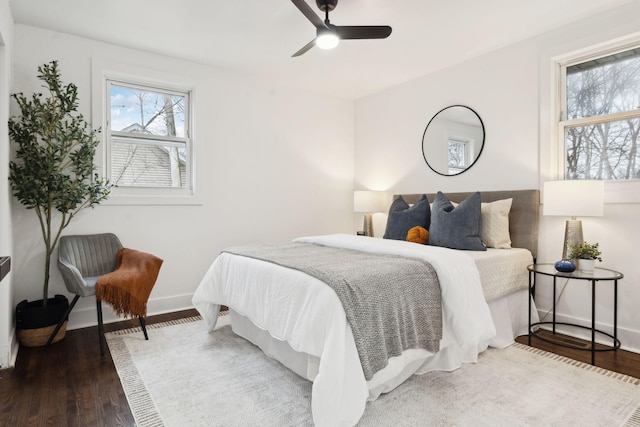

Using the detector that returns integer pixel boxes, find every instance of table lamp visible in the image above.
[543,180,604,259]
[353,191,385,237]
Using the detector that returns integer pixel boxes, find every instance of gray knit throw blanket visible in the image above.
[224,242,442,380]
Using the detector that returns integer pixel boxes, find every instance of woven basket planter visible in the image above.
[15,295,69,347]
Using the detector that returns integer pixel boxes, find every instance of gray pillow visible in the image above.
[429,191,486,251]
[383,195,430,240]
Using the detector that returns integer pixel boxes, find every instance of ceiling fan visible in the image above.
[290,0,392,57]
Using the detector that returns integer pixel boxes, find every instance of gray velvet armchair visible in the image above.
[47,233,149,355]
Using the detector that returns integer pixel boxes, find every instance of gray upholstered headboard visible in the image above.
[397,190,540,259]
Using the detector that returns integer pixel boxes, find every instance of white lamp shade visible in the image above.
[354,191,385,213]
[543,180,604,217]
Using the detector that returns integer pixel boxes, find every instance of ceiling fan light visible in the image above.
[316,32,339,49]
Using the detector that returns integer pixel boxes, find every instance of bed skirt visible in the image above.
[230,288,538,401]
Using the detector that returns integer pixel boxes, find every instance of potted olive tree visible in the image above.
[9,60,111,346]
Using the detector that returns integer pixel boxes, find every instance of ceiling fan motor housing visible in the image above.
[316,0,337,12]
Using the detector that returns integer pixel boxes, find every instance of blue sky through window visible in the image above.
[110,83,185,137]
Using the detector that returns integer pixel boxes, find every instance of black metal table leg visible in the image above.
[614,279,618,351]
[552,276,557,334]
[528,270,532,346]
[591,279,596,365]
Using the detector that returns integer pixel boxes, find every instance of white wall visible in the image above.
[0,0,15,368]
[355,2,640,352]
[10,25,354,331]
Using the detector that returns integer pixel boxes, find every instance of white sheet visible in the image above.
[192,234,521,426]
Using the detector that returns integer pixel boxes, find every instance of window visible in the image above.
[106,80,192,192]
[558,45,640,180]
[448,138,469,175]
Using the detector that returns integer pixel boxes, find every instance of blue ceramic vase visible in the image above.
[554,259,576,273]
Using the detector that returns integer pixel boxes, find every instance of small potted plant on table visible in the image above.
[568,242,602,273]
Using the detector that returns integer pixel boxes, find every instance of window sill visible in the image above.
[604,181,640,204]
[100,192,202,206]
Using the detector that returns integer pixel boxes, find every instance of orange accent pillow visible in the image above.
[406,226,429,244]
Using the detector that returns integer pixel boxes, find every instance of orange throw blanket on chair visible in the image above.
[96,248,163,318]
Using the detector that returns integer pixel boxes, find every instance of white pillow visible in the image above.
[480,198,512,248]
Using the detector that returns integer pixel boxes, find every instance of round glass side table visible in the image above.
[527,263,623,365]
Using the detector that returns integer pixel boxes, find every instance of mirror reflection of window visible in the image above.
[447,138,470,174]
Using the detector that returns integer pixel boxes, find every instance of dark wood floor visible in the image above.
[515,329,640,379]
[1,309,638,426]
[0,309,200,427]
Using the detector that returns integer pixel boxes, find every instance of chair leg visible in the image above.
[97,299,105,356]
[139,316,149,340]
[45,295,80,349]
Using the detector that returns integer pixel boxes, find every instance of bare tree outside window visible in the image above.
[447,139,468,175]
[563,48,640,180]
[108,81,190,189]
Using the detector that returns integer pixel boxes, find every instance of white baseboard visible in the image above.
[18,296,640,359]
[0,346,9,368]
[1,295,194,368]
[66,293,195,331]
[0,325,19,369]
[536,308,640,354]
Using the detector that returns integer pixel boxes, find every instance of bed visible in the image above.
[193,189,540,426]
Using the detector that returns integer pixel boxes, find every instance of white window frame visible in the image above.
[91,59,200,205]
[107,80,191,191]
[550,32,640,204]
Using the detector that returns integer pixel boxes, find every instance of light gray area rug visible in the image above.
[106,314,640,427]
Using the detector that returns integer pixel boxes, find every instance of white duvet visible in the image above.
[193,234,497,426]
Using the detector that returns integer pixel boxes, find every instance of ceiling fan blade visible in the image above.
[292,39,317,57]
[334,25,392,40]
[291,0,326,29]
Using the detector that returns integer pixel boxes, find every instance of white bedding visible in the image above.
[192,234,536,426]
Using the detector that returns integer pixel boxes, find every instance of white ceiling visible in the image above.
[8,0,632,99]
